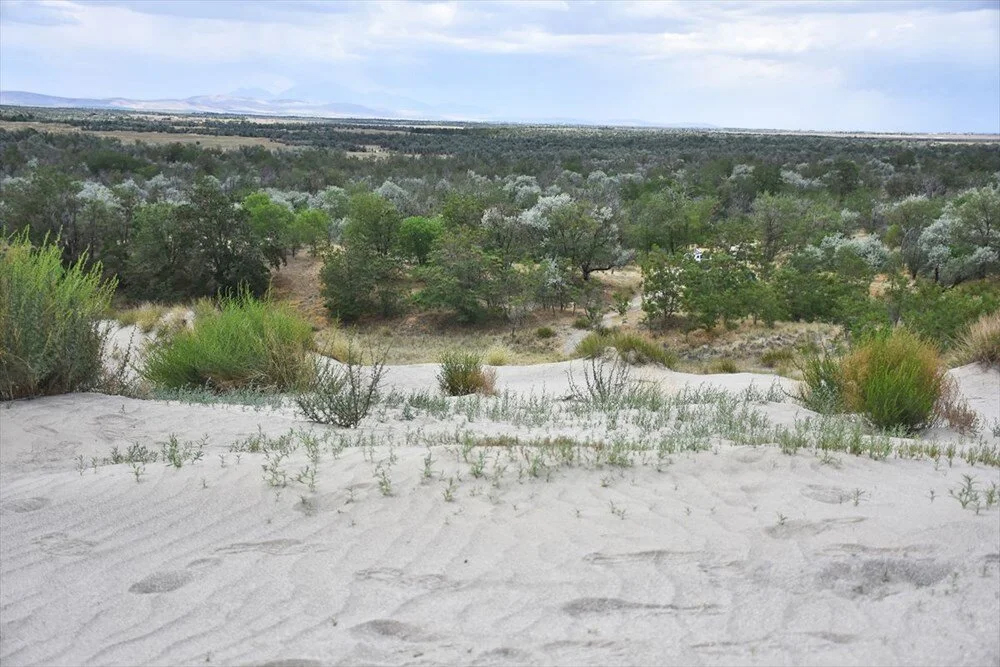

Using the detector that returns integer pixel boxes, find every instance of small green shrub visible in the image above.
[437,351,496,396]
[760,348,795,368]
[955,310,1000,367]
[535,326,556,339]
[572,317,591,330]
[796,353,844,414]
[296,342,387,428]
[841,328,945,432]
[709,358,740,374]
[1,234,116,400]
[575,331,677,367]
[485,344,512,366]
[142,293,313,391]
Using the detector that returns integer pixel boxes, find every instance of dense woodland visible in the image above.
[1,107,998,347]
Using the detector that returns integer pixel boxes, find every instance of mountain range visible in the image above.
[0,89,717,129]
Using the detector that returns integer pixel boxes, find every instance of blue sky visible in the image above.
[1,0,998,131]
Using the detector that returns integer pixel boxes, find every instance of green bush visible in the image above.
[575,331,677,367]
[320,243,405,323]
[535,326,556,339]
[437,351,495,396]
[841,328,945,432]
[796,353,844,414]
[398,216,444,264]
[142,294,313,391]
[1,234,116,399]
[296,343,388,428]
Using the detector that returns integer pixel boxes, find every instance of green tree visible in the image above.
[546,200,628,281]
[343,192,401,256]
[398,215,444,264]
[419,228,521,323]
[243,191,294,267]
[320,243,404,322]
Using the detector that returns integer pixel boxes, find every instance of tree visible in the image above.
[750,193,805,264]
[398,215,444,265]
[441,192,485,229]
[127,179,270,301]
[917,186,1000,285]
[626,188,713,254]
[320,243,404,322]
[419,228,521,323]
[242,191,294,267]
[640,248,684,326]
[343,192,401,256]
[293,208,331,254]
[544,198,629,281]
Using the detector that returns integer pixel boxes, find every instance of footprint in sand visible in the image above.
[584,549,699,565]
[817,556,952,599]
[562,597,719,617]
[765,516,865,539]
[354,567,456,590]
[800,484,850,505]
[129,556,222,594]
[33,532,95,556]
[472,647,536,665]
[351,619,438,643]
[215,539,312,555]
[0,497,50,514]
[129,570,194,594]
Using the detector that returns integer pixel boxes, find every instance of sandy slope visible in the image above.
[1,364,998,666]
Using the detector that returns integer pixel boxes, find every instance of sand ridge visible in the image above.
[1,363,998,666]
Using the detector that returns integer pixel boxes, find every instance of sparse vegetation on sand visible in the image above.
[1,234,115,400]
[142,293,313,392]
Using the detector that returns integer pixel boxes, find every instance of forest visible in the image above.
[1,107,998,355]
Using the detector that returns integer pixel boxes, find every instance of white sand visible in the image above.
[1,362,998,666]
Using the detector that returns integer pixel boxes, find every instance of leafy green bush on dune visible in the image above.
[1,233,116,400]
[142,293,313,392]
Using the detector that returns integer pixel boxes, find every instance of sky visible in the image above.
[1,0,998,132]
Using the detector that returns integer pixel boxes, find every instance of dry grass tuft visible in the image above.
[954,311,1000,368]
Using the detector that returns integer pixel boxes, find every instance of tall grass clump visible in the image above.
[438,351,496,396]
[840,328,945,432]
[796,353,844,414]
[575,331,676,367]
[954,311,1000,368]
[142,293,313,391]
[1,234,115,400]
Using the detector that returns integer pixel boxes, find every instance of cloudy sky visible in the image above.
[1,0,998,131]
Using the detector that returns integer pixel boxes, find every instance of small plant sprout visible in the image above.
[201,477,208,489]
[949,475,980,511]
[374,462,393,497]
[850,488,867,507]
[443,477,457,502]
[422,447,435,481]
[609,501,626,520]
[218,454,226,468]
[75,455,87,475]
[928,489,936,503]
[131,462,145,483]
[776,513,788,526]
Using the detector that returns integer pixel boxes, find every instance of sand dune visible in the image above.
[1,363,998,666]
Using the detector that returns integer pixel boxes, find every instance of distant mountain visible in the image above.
[0,89,713,128]
[0,90,395,119]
